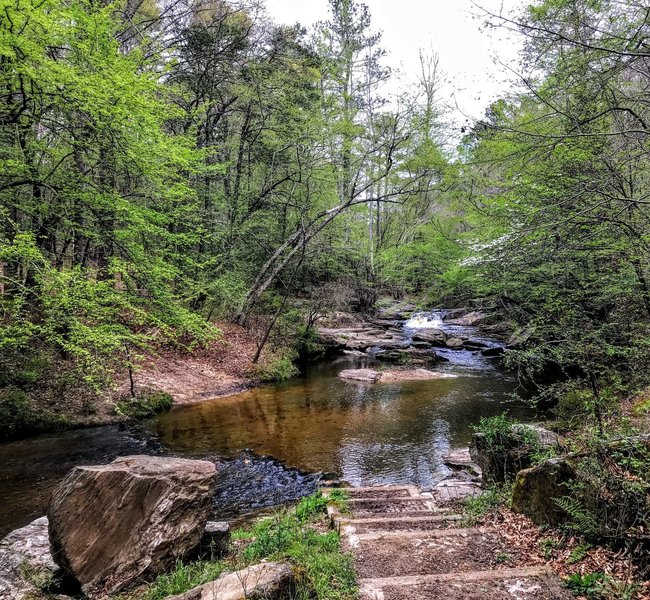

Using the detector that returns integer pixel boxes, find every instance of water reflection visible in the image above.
[152,353,538,489]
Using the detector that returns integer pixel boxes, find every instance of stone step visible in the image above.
[345,497,436,517]
[323,486,420,499]
[347,528,534,579]
[359,566,572,600]
[340,514,463,534]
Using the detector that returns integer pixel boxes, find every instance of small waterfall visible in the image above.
[404,312,444,329]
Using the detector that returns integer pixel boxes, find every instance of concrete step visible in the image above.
[360,566,572,600]
[323,486,420,499]
[340,514,463,534]
[345,497,436,517]
[346,527,533,579]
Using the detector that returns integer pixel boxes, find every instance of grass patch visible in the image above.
[132,491,357,600]
[460,484,511,526]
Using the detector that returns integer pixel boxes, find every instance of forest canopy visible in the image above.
[1,0,649,423]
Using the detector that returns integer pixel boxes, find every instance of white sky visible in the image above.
[264,0,526,131]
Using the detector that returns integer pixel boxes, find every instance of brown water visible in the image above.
[152,350,533,488]
[0,312,542,537]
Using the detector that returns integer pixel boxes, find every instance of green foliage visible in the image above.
[252,347,300,383]
[0,388,70,440]
[143,560,227,600]
[142,493,357,600]
[461,484,511,526]
[555,437,650,549]
[114,391,173,420]
[241,493,357,600]
[565,572,610,597]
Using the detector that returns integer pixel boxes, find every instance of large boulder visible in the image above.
[0,517,59,600]
[512,458,576,526]
[470,424,560,483]
[169,562,294,600]
[48,455,216,598]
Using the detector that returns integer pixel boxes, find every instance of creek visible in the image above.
[0,310,542,537]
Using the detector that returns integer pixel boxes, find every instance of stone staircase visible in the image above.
[324,485,571,600]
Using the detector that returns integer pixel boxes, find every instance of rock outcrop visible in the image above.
[48,455,216,597]
[0,517,59,600]
[511,458,576,526]
[411,328,446,345]
[470,424,561,483]
[168,562,294,600]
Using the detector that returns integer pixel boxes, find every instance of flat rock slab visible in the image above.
[351,530,530,579]
[0,517,58,600]
[48,455,216,597]
[432,479,482,503]
[339,369,456,384]
[339,369,383,383]
[168,562,294,600]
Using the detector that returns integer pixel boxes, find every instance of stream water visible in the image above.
[0,310,543,538]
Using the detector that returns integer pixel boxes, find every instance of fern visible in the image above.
[554,496,599,535]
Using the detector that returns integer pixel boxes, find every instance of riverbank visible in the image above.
[0,321,261,442]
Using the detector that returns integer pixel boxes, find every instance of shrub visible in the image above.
[114,390,173,419]
[253,348,299,383]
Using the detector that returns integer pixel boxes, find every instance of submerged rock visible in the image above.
[48,455,216,597]
[339,368,456,384]
[168,562,294,600]
[0,517,59,600]
[211,451,321,519]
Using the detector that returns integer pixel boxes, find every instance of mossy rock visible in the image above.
[470,423,560,483]
[512,458,576,526]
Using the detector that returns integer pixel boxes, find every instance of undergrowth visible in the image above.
[135,491,356,600]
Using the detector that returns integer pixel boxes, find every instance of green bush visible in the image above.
[556,436,650,549]
[115,391,173,419]
[253,348,300,383]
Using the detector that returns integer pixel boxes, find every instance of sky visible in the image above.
[264,0,526,131]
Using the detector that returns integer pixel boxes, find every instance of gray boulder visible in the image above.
[0,517,59,600]
[48,455,216,598]
[198,521,230,559]
[412,328,446,346]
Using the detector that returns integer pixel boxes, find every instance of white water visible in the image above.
[404,312,444,329]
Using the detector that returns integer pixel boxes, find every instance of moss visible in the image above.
[115,391,173,419]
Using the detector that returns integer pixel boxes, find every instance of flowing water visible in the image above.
[0,310,542,537]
